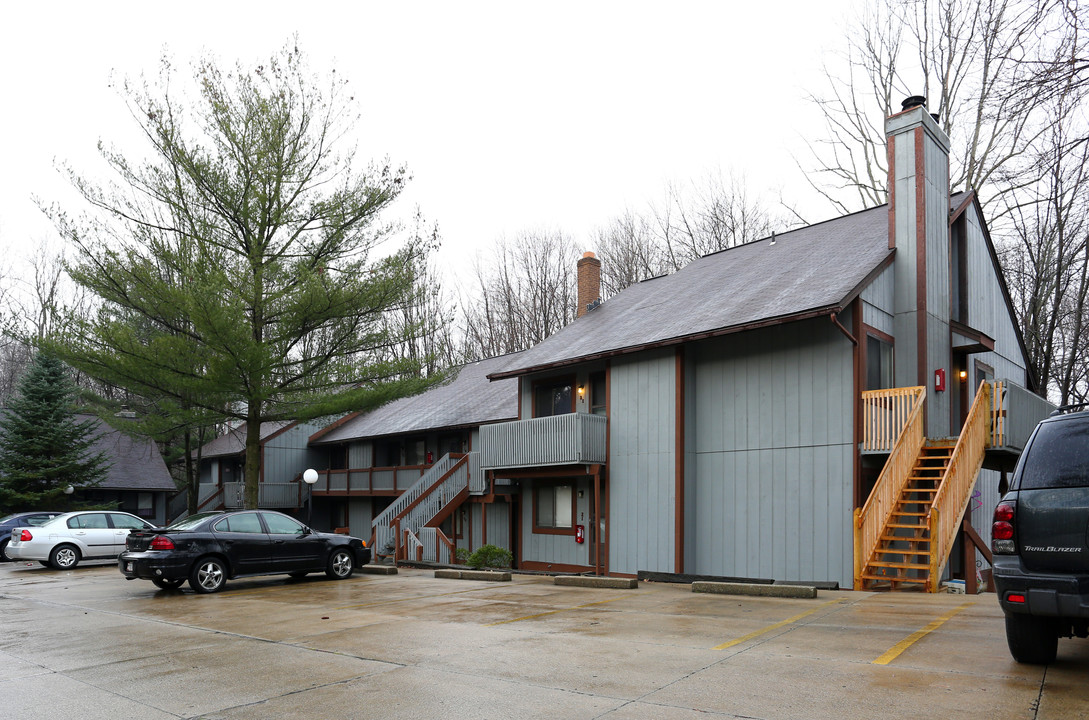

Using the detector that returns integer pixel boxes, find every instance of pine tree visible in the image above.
[0,352,109,512]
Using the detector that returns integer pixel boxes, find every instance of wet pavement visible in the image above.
[0,561,1085,719]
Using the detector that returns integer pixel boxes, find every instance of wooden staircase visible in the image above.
[855,382,994,591]
[858,441,953,589]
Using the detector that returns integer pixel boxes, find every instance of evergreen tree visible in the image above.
[0,352,109,512]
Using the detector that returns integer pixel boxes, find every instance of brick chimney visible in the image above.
[577,251,601,318]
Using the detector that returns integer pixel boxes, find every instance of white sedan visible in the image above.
[8,511,156,569]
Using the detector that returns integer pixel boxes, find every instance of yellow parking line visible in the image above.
[483,596,626,626]
[713,599,847,650]
[872,601,974,665]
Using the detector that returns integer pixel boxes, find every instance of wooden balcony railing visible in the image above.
[854,386,927,590]
[480,413,607,470]
[926,381,992,591]
[861,386,926,452]
[310,465,430,495]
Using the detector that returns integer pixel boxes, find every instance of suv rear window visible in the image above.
[1018,418,1089,490]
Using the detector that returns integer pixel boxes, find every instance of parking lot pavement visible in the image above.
[1,562,1086,719]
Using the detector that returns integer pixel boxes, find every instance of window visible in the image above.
[262,513,306,535]
[110,513,151,530]
[865,333,894,390]
[590,372,606,416]
[214,513,264,534]
[534,483,575,533]
[69,513,108,529]
[533,377,574,417]
[951,214,968,323]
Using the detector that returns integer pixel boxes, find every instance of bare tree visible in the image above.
[593,172,783,296]
[1003,66,1089,404]
[457,231,579,360]
[804,0,1048,218]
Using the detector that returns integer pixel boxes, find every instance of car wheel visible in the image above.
[189,557,227,594]
[0,539,9,562]
[49,544,81,570]
[1005,613,1058,664]
[326,549,354,579]
[152,577,185,590]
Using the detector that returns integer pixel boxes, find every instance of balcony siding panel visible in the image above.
[480,414,606,470]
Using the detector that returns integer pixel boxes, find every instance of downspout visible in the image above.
[831,311,857,345]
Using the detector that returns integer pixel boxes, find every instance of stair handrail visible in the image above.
[372,453,462,555]
[402,459,471,532]
[854,385,927,590]
[925,380,992,591]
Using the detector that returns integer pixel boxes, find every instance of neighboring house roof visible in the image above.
[311,354,522,445]
[198,421,295,459]
[489,205,894,379]
[80,415,175,492]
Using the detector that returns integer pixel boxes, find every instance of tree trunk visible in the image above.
[244,408,262,510]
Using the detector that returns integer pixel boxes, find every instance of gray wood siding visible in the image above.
[962,205,1029,385]
[607,348,677,575]
[347,498,374,539]
[862,264,895,335]
[485,500,512,551]
[690,318,855,586]
[348,441,372,468]
[262,422,323,483]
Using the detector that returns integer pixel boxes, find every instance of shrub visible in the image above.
[466,544,512,569]
[454,547,470,565]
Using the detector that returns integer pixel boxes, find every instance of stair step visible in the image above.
[880,534,930,543]
[874,548,930,557]
[860,573,928,584]
[887,522,929,529]
[869,561,930,570]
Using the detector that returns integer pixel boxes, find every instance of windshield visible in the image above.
[166,512,223,531]
[1018,418,1089,490]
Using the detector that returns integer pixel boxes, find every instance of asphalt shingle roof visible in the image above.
[312,354,521,444]
[198,421,294,459]
[490,205,893,378]
[80,415,175,492]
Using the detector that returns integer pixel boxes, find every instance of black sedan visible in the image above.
[118,510,371,593]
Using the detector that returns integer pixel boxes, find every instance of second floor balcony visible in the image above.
[479,412,607,470]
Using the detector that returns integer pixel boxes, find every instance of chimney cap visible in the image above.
[582,251,596,259]
[901,95,927,111]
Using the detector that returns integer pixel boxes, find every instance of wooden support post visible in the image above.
[962,516,977,594]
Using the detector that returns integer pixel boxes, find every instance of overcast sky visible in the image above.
[0,1,861,288]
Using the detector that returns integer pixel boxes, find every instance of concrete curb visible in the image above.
[692,581,817,599]
[554,575,639,589]
[435,569,512,582]
[360,564,398,575]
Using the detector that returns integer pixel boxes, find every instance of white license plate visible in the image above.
[125,562,134,572]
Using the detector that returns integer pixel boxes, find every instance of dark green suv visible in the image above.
[992,406,1089,664]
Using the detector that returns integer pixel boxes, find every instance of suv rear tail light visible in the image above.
[149,536,175,550]
[18,530,32,542]
[993,501,1016,554]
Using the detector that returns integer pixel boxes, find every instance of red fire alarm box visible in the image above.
[575,525,585,544]
[935,368,946,392]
